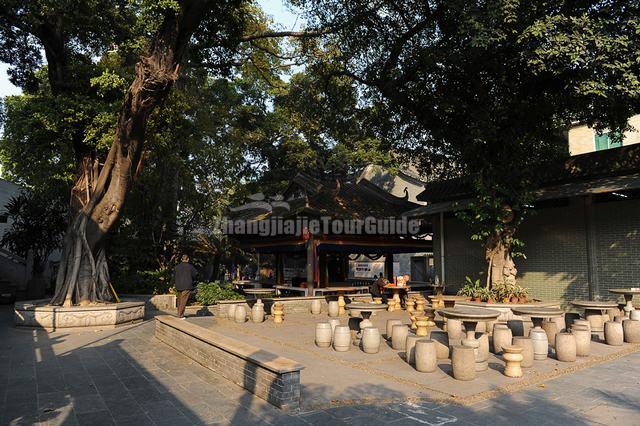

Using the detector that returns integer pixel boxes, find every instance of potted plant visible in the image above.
[458,276,482,302]
[515,285,530,303]
[478,288,494,303]
[491,281,511,304]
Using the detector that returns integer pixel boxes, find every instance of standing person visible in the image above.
[174,254,198,319]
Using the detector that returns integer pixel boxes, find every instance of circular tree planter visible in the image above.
[14,299,145,330]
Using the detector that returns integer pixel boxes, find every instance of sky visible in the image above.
[0,1,302,99]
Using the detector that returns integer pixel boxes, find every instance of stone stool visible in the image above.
[451,345,476,381]
[507,320,525,337]
[572,319,591,334]
[572,324,591,357]
[565,312,581,330]
[530,328,549,360]
[429,330,451,359]
[475,332,489,372]
[512,336,534,368]
[551,316,566,332]
[328,301,339,317]
[415,317,430,337]
[604,321,623,346]
[623,319,640,343]
[502,345,524,378]
[415,339,437,373]
[361,327,381,354]
[333,325,351,352]
[391,324,409,350]
[541,320,559,349]
[315,322,332,348]
[492,324,512,355]
[555,332,576,362]
[386,319,402,341]
[631,311,640,321]
[447,319,463,341]
[405,335,423,365]
[329,318,341,337]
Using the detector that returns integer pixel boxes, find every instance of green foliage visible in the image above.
[195,281,243,305]
[115,269,174,295]
[0,190,67,273]
[297,0,640,261]
[458,276,483,298]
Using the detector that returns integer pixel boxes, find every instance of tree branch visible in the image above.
[240,29,329,42]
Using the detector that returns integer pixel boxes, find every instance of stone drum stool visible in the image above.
[572,324,591,357]
[328,301,340,317]
[502,345,524,378]
[405,335,423,365]
[315,322,332,348]
[623,319,640,343]
[512,336,534,368]
[333,325,351,352]
[555,332,576,362]
[541,320,559,349]
[492,323,512,355]
[429,330,450,360]
[451,345,476,381]
[415,339,437,373]
[447,319,463,341]
[391,324,410,350]
[362,327,381,354]
[604,321,623,346]
[530,328,549,360]
[386,319,402,341]
[475,333,489,372]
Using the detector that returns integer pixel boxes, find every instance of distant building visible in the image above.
[569,114,640,155]
[406,143,640,305]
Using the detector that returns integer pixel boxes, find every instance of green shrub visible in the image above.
[195,281,243,305]
[115,269,174,295]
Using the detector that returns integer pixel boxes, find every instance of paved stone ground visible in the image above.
[1,306,639,425]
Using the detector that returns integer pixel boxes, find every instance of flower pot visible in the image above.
[503,298,510,304]
[474,297,481,302]
[519,296,527,303]
[487,298,495,304]
[510,296,519,303]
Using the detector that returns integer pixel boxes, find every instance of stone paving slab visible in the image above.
[189,310,639,409]
[1,305,639,425]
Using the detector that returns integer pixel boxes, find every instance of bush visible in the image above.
[115,269,174,295]
[195,281,243,305]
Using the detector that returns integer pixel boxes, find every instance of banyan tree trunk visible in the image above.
[485,229,518,287]
[50,0,213,306]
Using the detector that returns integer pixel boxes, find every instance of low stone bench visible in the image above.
[154,315,303,410]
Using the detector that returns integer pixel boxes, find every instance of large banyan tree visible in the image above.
[294,0,640,285]
[0,0,317,305]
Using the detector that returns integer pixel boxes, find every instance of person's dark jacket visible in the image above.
[174,262,198,291]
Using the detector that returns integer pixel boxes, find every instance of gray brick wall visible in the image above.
[155,319,301,410]
[433,197,640,306]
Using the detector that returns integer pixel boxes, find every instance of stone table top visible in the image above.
[609,288,640,295]
[571,300,619,309]
[346,302,389,312]
[510,307,564,318]
[428,295,469,301]
[243,288,276,296]
[437,307,501,321]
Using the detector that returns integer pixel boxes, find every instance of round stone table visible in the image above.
[384,285,410,311]
[609,288,640,318]
[439,307,501,372]
[571,300,619,335]
[428,295,468,309]
[243,288,276,303]
[346,302,389,330]
[511,307,564,360]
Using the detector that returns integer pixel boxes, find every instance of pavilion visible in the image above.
[225,172,432,294]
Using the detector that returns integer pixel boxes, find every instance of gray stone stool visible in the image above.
[512,336,534,368]
[451,345,476,381]
[415,339,437,373]
[555,332,576,362]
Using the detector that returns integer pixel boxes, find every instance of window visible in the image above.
[0,214,8,224]
[594,131,623,151]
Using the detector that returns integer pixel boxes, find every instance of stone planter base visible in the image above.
[14,299,145,330]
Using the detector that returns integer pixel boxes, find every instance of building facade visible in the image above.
[569,114,640,155]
